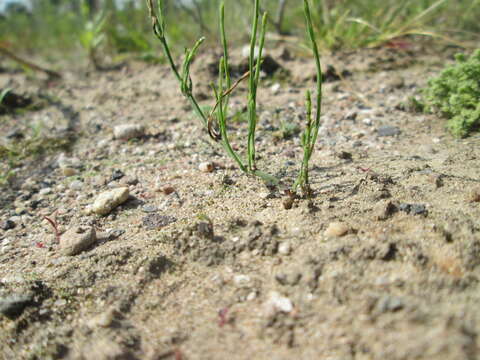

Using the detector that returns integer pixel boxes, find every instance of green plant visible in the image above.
[147,0,322,195]
[423,50,480,137]
[147,0,266,176]
[292,0,322,194]
[79,3,107,69]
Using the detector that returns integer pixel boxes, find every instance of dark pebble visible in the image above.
[111,169,125,181]
[399,203,427,216]
[377,125,401,137]
[0,294,33,318]
[142,214,176,230]
[1,219,15,231]
[411,204,427,215]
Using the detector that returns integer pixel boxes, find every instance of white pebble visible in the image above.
[270,83,281,95]
[278,241,291,255]
[113,124,145,140]
[69,180,84,191]
[199,162,214,173]
[324,221,350,237]
[264,291,293,316]
[233,274,251,287]
[91,187,130,215]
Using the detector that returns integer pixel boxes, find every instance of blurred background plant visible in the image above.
[0,0,479,66]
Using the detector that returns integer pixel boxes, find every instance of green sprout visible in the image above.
[146,0,266,177]
[423,49,480,138]
[292,0,322,196]
[79,3,107,69]
[147,0,322,196]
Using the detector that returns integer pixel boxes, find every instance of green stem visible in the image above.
[217,57,247,172]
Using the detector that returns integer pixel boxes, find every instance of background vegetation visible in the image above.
[0,0,479,64]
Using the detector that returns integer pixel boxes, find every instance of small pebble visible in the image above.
[374,200,397,221]
[378,295,404,313]
[0,294,33,318]
[113,124,145,140]
[86,308,118,328]
[264,291,293,316]
[69,180,84,191]
[90,187,130,215]
[62,167,77,176]
[199,162,214,173]
[39,187,52,196]
[324,221,350,237]
[57,153,82,169]
[270,83,281,95]
[162,186,175,195]
[377,125,401,137]
[278,241,291,255]
[233,274,251,287]
[1,220,15,231]
[141,204,158,213]
[468,188,480,202]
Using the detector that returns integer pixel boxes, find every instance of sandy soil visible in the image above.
[1,41,480,360]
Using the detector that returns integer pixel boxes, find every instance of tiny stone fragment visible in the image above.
[0,294,33,318]
[325,221,350,237]
[468,188,480,202]
[264,291,293,316]
[142,214,176,230]
[60,226,96,256]
[374,201,397,220]
[62,167,77,176]
[377,125,401,137]
[278,241,291,255]
[91,187,129,215]
[141,204,158,213]
[110,169,125,181]
[1,219,15,231]
[113,123,145,140]
[199,162,214,173]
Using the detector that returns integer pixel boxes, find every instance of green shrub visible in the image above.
[423,50,480,137]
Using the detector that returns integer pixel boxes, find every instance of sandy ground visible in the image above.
[1,41,480,359]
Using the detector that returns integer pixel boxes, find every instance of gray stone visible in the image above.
[377,125,401,137]
[69,180,84,191]
[141,204,158,213]
[60,226,96,256]
[1,219,15,231]
[113,124,145,140]
[91,187,129,215]
[0,294,33,318]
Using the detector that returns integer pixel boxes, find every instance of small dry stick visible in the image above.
[0,45,61,79]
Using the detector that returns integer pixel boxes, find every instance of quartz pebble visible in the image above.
[199,162,214,173]
[325,221,350,237]
[113,124,145,140]
[278,241,291,255]
[90,187,129,215]
[264,291,293,316]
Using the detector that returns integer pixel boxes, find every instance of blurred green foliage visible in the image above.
[0,0,479,63]
[423,50,480,137]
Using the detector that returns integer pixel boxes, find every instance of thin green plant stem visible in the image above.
[293,0,322,194]
[146,0,209,128]
[219,2,231,116]
[247,2,267,172]
[216,57,247,172]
